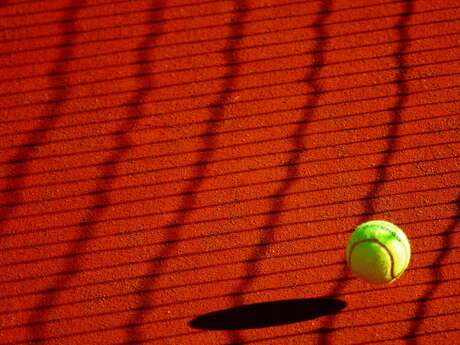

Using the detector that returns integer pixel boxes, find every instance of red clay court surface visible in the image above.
[0,0,459,344]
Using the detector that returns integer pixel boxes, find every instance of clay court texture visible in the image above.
[0,0,459,344]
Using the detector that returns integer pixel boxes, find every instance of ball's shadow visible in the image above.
[189,298,346,330]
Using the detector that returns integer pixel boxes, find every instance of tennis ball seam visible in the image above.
[355,222,411,270]
[359,221,409,252]
[348,238,396,280]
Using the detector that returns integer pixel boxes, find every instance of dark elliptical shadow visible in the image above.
[190,298,346,330]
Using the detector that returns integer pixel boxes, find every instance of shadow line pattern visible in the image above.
[317,1,414,344]
[0,6,82,341]
[0,1,458,344]
[1,74,459,168]
[0,202,456,335]
[25,1,166,343]
[404,191,460,344]
[0,216,457,319]
[0,1,81,237]
[1,182,456,271]
[0,104,457,197]
[227,1,332,344]
[1,166,458,258]
[1,6,458,83]
[123,1,247,344]
[0,129,457,212]
[1,57,459,147]
[2,279,460,343]
[1,219,458,322]
[2,270,459,344]
[2,136,457,221]
[0,0,319,43]
[1,28,459,125]
[0,152,456,243]
[0,0,232,25]
[0,180,457,278]
[1,0,422,44]
[0,2,457,65]
[5,258,460,344]
[0,41,458,104]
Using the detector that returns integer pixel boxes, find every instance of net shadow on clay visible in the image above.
[123,1,248,344]
[226,1,332,344]
[404,191,460,344]
[25,0,166,344]
[14,1,86,343]
[317,0,414,344]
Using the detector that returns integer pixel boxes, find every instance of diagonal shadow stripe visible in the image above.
[1,2,457,63]
[2,136,457,220]
[1,55,459,139]
[0,1,81,234]
[404,190,460,344]
[1,41,458,103]
[5,1,83,341]
[227,1,332,344]
[0,9,82,339]
[2,278,460,343]
[1,166,458,257]
[0,0,319,43]
[1,131,457,211]
[317,1,414,343]
[1,26,459,122]
[0,147,456,243]
[1,180,456,270]
[1,5,458,78]
[0,182,457,274]
[123,1,247,344]
[0,23,458,91]
[0,0,411,40]
[0,217,458,317]
[0,0,231,23]
[0,104,458,192]
[25,1,166,343]
[1,72,459,162]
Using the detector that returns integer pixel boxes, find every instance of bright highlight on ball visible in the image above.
[346,220,411,284]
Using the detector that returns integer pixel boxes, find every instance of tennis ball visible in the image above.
[346,220,411,284]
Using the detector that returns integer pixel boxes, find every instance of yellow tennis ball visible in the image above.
[346,220,411,284]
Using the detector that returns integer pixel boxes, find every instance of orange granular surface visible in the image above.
[0,0,459,344]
